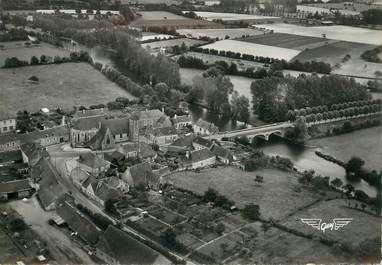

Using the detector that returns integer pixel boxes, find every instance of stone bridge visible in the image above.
[206,122,293,141]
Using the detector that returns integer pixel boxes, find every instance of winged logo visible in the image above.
[300,218,352,233]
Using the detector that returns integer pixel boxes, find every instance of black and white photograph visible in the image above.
[0,0,381,264]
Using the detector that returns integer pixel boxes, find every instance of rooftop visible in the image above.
[0,179,31,193]
[78,153,109,169]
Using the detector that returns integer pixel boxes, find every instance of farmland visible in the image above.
[237,33,332,50]
[142,38,207,49]
[259,24,382,45]
[176,28,263,39]
[0,63,134,118]
[136,11,190,20]
[200,40,301,61]
[0,41,70,67]
[189,11,279,22]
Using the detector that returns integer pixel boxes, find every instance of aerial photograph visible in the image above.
[0,0,381,264]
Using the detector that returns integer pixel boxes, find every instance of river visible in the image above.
[257,126,381,197]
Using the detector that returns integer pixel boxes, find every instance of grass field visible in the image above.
[137,11,190,20]
[0,63,134,117]
[163,167,320,220]
[200,40,301,61]
[281,199,381,254]
[142,38,207,49]
[177,28,264,39]
[260,24,382,45]
[0,41,70,67]
[237,33,332,51]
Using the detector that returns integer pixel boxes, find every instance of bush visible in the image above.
[9,218,27,232]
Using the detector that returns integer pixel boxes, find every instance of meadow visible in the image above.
[0,63,134,117]
[177,28,263,39]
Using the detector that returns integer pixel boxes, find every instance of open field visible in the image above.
[177,28,264,39]
[237,33,332,50]
[189,11,279,21]
[0,229,24,263]
[200,40,301,61]
[0,41,70,66]
[142,38,207,49]
[260,24,382,45]
[0,63,134,118]
[162,167,320,220]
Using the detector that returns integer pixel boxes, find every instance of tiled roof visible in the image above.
[211,145,232,160]
[20,143,48,165]
[195,119,219,134]
[171,135,193,147]
[96,225,163,264]
[87,126,110,151]
[173,115,192,123]
[0,150,22,164]
[0,133,19,145]
[127,162,153,187]
[101,118,129,135]
[0,179,31,193]
[56,201,101,244]
[131,109,163,121]
[78,153,108,169]
[73,108,105,119]
[17,126,69,144]
[149,126,177,137]
[120,143,156,159]
[93,181,122,202]
[72,116,104,131]
[185,148,215,164]
[193,136,214,149]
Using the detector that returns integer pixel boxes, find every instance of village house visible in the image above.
[20,142,49,167]
[104,151,126,166]
[56,200,102,245]
[167,135,194,154]
[18,126,69,146]
[122,162,155,189]
[95,225,167,265]
[118,142,157,162]
[147,126,178,146]
[0,150,23,167]
[36,159,66,211]
[180,148,216,170]
[172,114,192,130]
[76,153,110,175]
[193,119,219,136]
[0,179,32,201]
[193,136,215,150]
[0,133,21,152]
[0,116,16,134]
[210,144,234,164]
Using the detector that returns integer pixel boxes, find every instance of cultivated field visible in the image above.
[142,38,207,49]
[177,28,264,39]
[136,11,190,20]
[200,40,301,61]
[0,63,134,118]
[163,167,320,220]
[260,24,382,45]
[189,11,279,21]
[238,33,332,50]
[0,41,70,66]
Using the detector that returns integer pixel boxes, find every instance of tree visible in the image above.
[104,199,118,216]
[231,91,250,124]
[242,203,260,221]
[346,156,365,176]
[214,223,225,235]
[204,188,218,202]
[160,228,177,248]
[9,217,26,232]
[285,117,309,144]
[16,110,33,133]
[330,178,343,189]
[30,56,39,65]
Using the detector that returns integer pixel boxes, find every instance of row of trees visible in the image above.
[287,102,382,122]
[190,47,331,74]
[0,28,29,42]
[361,45,382,63]
[251,75,371,123]
[3,51,92,68]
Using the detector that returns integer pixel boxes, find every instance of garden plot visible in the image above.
[200,40,301,61]
[162,167,320,220]
[260,24,382,45]
[189,11,278,21]
[177,28,263,39]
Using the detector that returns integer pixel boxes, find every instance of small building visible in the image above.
[147,126,178,146]
[180,148,216,169]
[0,116,16,134]
[0,179,32,201]
[20,142,48,167]
[210,144,233,164]
[96,225,168,265]
[118,143,157,162]
[193,136,214,150]
[0,150,23,167]
[172,114,192,130]
[18,126,69,147]
[0,133,20,152]
[167,135,194,154]
[193,119,219,136]
[77,153,110,175]
[122,162,154,189]
[56,200,102,245]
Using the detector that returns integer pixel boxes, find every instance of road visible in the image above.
[8,197,94,264]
